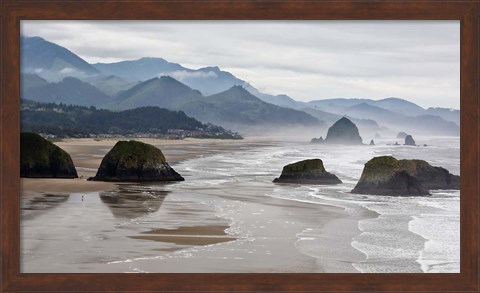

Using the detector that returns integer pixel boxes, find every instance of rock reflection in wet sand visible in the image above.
[21,193,70,220]
[99,185,168,219]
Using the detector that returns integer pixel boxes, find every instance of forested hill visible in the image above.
[20,100,242,139]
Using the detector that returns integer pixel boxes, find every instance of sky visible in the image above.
[21,21,460,109]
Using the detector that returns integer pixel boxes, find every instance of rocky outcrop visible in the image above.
[324,117,363,144]
[396,132,408,139]
[399,158,460,190]
[404,135,416,146]
[311,136,324,144]
[370,140,375,145]
[351,156,460,196]
[20,132,78,178]
[273,159,342,184]
[89,140,184,182]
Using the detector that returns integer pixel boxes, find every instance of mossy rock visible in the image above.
[397,159,460,190]
[89,140,184,182]
[324,117,363,145]
[352,156,460,196]
[273,159,342,184]
[20,132,78,178]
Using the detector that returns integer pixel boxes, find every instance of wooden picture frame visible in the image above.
[1,0,478,292]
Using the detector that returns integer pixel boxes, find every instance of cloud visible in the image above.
[160,70,218,81]
[20,20,460,108]
[59,67,75,74]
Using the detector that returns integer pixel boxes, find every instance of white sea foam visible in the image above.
[202,137,461,273]
[27,137,458,273]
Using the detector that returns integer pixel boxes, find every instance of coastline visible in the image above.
[21,137,275,194]
[21,137,373,273]
[103,191,369,273]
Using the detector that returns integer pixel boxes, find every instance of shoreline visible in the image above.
[21,137,374,273]
[21,137,275,195]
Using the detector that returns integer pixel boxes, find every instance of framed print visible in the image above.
[1,0,479,292]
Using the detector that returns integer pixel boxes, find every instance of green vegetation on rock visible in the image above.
[352,156,460,196]
[20,132,78,178]
[361,156,399,180]
[90,140,184,182]
[273,159,342,184]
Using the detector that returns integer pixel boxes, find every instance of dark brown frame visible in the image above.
[1,1,479,292]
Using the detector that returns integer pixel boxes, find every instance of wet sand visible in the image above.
[21,137,370,273]
[21,137,274,192]
[129,225,236,246]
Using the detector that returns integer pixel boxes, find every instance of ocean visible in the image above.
[21,136,459,273]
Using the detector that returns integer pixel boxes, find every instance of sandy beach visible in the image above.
[21,137,273,193]
[20,137,371,273]
[21,136,459,273]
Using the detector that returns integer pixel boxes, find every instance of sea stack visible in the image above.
[404,135,416,146]
[351,156,460,196]
[311,136,324,144]
[20,132,78,178]
[324,117,363,144]
[370,140,375,145]
[396,132,408,139]
[273,159,342,184]
[89,140,184,182]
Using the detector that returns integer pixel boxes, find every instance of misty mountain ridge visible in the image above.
[425,107,460,125]
[308,97,459,129]
[301,106,380,129]
[21,36,100,82]
[20,35,459,137]
[86,75,138,96]
[93,57,185,81]
[110,76,204,110]
[193,86,324,128]
[321,101,458,136]
[22,76,111,107]
[21,73,49,91]
[111,80,324,129]
[93,57,247,96]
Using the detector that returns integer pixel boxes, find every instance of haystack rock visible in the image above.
[351,156,460,196]
[89,140,184,182]
[404,135,416,146]
[20,132,78,178]
[324,117,363,144]
[273,159,342,184]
